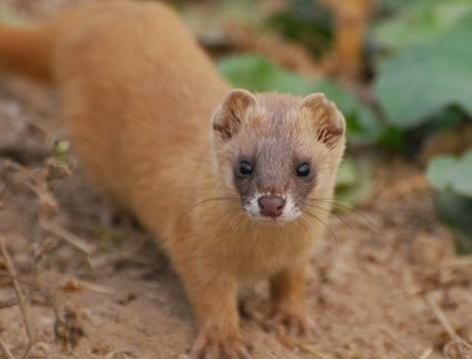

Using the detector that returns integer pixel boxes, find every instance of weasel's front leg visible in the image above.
[268,263,313,336]
[179,268,252,359]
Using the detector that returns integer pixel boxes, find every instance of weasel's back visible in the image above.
[2,1,230,207]
[55,1,229,143]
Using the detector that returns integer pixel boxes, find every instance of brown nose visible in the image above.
[258,195,285,218]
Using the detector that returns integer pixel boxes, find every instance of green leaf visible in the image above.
[426,150,472,197]
[53,140,70,164]
[377,127,406,152]
[374,0,472,53]
[436,191,472,254]
[335,156,373,209]
[0,4,28,26]
[218,54,385,144]
[379,0,414,14]
[265,0,333,56]
[218,54,314,95]
[336,156,358,188]
[375,13,472,129]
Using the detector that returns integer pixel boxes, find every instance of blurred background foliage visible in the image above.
[181,0,472,251]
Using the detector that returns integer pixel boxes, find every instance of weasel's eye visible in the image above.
[239,161,253,176]
[296,163,310,177]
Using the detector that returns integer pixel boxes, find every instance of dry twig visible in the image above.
[0,270,63,330]
[0,296,17,309]
[58,278,116,296]
[39,208,95,256]
[379,328,417,359]
[440,256,472,269]
[0,236,34,359]
[5,159,95,258]
[418,347,433,359]
[275,333,331,359]
[426,295,462,343]
[426,294,472,356]
[0,335,15,359]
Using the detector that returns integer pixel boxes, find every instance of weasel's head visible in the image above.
[211,89,346,225]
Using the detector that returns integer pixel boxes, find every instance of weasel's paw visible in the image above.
[263,307,316,337]
[190,326,253,359]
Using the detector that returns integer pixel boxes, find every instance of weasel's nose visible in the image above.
[258,195,285,218]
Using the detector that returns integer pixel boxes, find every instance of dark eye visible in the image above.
[296,163,310,177]
[239,161,253,176]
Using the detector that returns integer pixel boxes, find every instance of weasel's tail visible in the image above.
[0,22,55,83]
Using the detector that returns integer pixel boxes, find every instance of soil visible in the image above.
[0,1,472,359]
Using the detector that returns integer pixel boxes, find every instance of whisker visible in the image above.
[232,212,247,234]
[310,195,357,205]
[179,196,239,218]
[302,210,339,256]
[308,197,381,234]
[224,210,246,235]
[295,216,311,239]
[306,203,359,239]
[308,197,355,209]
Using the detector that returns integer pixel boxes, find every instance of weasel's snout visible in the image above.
[258,195,285,218]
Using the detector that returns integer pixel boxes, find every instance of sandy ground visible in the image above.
[1,1,472,359]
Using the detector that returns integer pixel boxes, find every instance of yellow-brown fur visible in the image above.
[0,2,346,358]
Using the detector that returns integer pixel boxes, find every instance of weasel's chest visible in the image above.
[224,230,317,280]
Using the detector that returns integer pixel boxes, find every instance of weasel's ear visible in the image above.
[212,89,258,141]
[299,93,345,148]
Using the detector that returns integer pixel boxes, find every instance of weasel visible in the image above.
[0,2,346,358]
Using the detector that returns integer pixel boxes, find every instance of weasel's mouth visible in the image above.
[242,196,301,225]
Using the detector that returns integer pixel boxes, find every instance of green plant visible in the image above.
[374,12,472,129]
[218,54,384,145]
[427,150,472,251]
[427,150,472,198]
